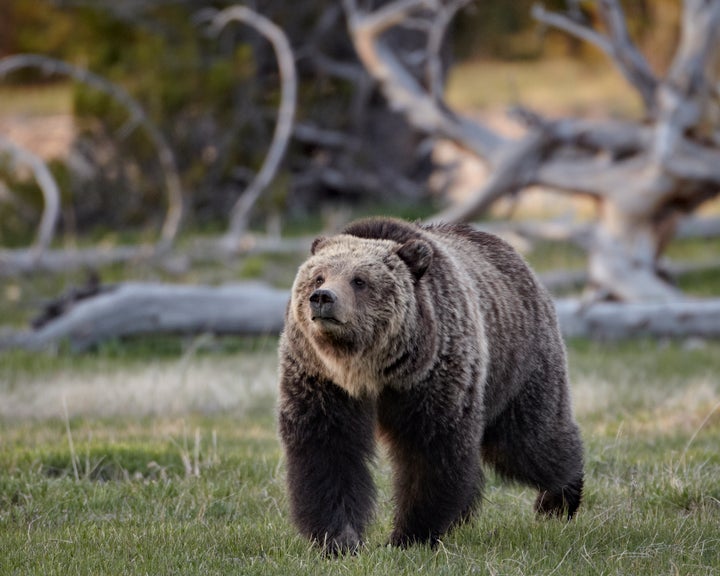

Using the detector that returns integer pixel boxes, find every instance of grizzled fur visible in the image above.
[278,217,583,553]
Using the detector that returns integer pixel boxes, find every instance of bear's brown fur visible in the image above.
[278,217,583,553]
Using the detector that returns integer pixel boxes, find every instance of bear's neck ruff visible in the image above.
[306,314,437,399]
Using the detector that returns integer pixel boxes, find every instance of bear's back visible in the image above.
[343,217,565,418]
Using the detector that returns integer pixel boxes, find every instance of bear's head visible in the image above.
[290,234,433,364]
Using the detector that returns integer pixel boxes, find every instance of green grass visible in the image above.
[0,82,73,118]
[1,339,719,575]
[446,58,643,118]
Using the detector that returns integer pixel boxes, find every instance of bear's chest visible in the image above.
[315,350,385,398]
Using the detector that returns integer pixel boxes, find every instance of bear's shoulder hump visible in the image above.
[342,217,425,245]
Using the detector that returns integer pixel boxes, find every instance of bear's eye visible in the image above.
[314,275,325,287]
[351,277,366,289]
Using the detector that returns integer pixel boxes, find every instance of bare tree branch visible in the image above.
[0,135,60,259]
[532,3,613,54]
[0,54,183,250]
[677,215,720,239]
[207,6,297,248]
[344,0,505,161]
[427,128,552,224]
[654,0,720,163]
[596,0,658,114]
[345,0,720,302]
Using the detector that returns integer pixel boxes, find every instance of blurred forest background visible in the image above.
[0,0,681,242]
[1,0,719,344]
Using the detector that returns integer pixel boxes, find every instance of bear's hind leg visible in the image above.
[388,446,484,547]
[534,474,584,519]
[379,388,484,547]
[481,380,584,520]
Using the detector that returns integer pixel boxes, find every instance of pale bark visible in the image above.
[0,234,314,277]
[0,245,154,276]
[555,298,720,339]
[0,282,289,352]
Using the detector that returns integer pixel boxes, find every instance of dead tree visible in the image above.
[344,0,720,302]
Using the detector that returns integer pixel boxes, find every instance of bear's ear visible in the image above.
[311,236,328,255]
[396,239,432,280]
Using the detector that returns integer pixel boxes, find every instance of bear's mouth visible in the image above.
[311,314,344,326]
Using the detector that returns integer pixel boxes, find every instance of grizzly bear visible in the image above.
[278,217,583,553]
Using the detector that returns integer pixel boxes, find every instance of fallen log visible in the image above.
[555,298,720,340]
[0,245,156,276]
[2,281,720,351]
[0,282,289,352]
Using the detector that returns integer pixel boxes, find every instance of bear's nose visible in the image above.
[309,288,337,309]
[309,289,339,320]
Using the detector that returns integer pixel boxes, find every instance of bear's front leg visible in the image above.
[379,389,483,547]
[278,370,376,554]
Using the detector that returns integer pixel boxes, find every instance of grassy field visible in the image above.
[445,58,643,118]
[1,337,719,575]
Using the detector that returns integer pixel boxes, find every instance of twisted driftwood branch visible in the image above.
[0,135,60,258]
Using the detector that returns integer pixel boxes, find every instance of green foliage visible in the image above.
[453,0,679,66]
[1,0,689,246]
[678,268,720,297]
[0,154,42,247]
[1,0,444,240]
[0,1,75,70]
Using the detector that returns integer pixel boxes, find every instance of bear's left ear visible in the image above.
[311,236,328,255]
[396,239,432,280]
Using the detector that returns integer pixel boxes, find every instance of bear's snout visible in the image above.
[309,288,340,322]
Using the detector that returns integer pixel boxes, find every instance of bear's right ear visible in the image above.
[311,236,328,255]
[396,239,432,281]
